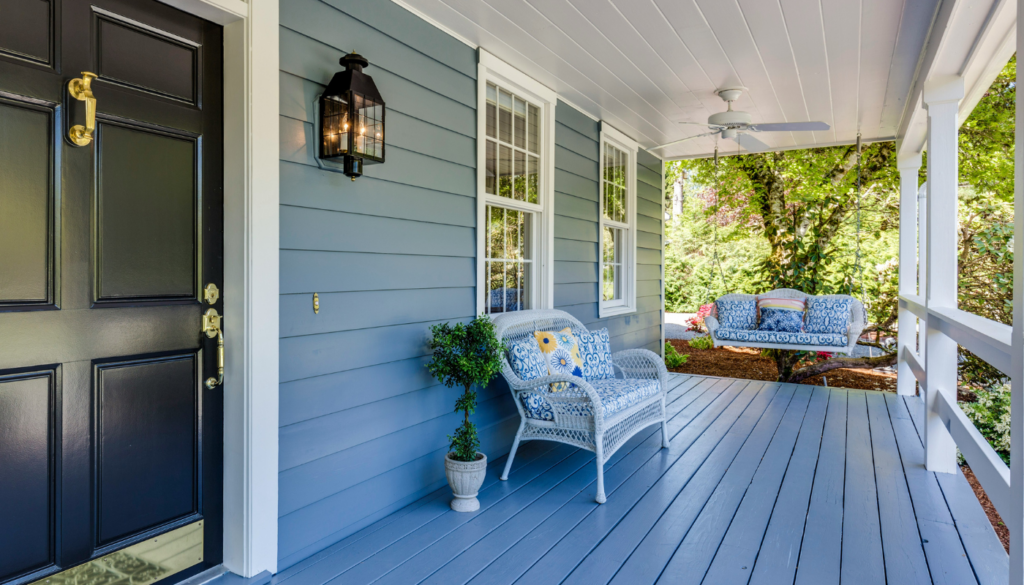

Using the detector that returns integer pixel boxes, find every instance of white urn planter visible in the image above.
[445,452,487,512]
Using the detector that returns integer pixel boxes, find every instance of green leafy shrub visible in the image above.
[665,342,688,368]
[960,384,1011,464]
[427,316,505,462]
[688,336,713,351]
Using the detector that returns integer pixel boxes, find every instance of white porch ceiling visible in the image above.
[394,0,944,159]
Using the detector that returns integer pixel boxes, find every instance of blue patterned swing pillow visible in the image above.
[716,299,757,330]
[805,297,853,335]
[756,297,805,333]
[575,328,614,381]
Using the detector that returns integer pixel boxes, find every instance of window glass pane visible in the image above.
[603,264,615,302]
[498,89,513,144]
[486,205,532,313]
[489,206,505,260]
[602,226,622,302]
[487,260,504,314]
[527,155,539,204]
[486,140,497,195]
[514,150,526,201]
[513,97,526,149]
[528,104,539,154]
[486,83,497,139]
[499,144,512,199]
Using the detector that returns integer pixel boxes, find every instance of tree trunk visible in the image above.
[783,352,898,384]
[769,349,800,383]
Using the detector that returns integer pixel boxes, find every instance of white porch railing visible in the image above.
[895,67,1020,581]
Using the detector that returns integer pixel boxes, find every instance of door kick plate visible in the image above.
[32,521,203,585]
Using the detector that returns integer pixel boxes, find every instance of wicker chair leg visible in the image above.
[501,420,526,481]
[595,438,606,504]
[661,398,670,448]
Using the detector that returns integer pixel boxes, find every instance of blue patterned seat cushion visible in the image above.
[805,298,853,334]
[716,328,848,347]
[575,328,614,381]
[757,307,804,333]
[517,378,660,420]
[716,299,757,330]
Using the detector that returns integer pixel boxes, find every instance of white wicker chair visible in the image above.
[705,288,867,354]
[491,309,669,503]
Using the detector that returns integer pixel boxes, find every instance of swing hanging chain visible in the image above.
[703,144,731,303]
[854,132,864,300]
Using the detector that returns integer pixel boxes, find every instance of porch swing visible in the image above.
[703,136,868,355]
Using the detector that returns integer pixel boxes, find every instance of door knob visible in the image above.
[202,308,224,389]
[68,72,98,146]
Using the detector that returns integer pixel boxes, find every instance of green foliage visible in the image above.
[427,316,505,462]
[960,384,1012,465]
[688,336,714,350]
[664,342,688,368]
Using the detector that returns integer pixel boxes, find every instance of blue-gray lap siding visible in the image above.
[277,0,664,568]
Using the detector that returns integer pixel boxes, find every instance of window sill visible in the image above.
[599,303,637,318]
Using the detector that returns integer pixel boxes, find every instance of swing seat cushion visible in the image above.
[715,328,849,348]
[805,298,854,334]
[716,299,757,330]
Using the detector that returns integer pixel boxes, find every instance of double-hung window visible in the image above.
[599,124,638,317]
[477,51,555,315]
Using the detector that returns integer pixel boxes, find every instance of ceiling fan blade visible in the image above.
[730,132,770,153]
[676,121,712,126]
[651,130,721,151]
[750,121,830,132]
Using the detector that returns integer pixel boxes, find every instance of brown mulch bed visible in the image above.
[667,339,1010,551]
[963,465,1010,552]
[667,340,896,392]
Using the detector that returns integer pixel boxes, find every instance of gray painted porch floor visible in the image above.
[271,374,1008,585]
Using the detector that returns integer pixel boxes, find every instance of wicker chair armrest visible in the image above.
[611,349,668,392]
[507,374,604,417]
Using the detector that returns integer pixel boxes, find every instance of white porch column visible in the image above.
[1009,5,1024,581]
[922,75,963,475]
[897,153,922,397]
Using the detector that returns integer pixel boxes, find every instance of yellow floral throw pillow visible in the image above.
[534,328,585,392]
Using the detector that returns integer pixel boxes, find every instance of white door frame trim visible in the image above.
[159,0,280,576]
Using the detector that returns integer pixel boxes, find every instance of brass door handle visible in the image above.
[68,72,98,146]
[202,308,224,389]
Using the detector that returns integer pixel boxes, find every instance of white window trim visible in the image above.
[476,50,556,316]
[599,123,638,318]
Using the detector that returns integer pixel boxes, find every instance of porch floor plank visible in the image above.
[271,375,1008,585]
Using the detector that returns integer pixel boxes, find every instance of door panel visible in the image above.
[0,372,54,581]
[0,0,53,67]
[97,355,198,545]
[0,0,222,581]
[0,98,55,306]
[97,122,198,302]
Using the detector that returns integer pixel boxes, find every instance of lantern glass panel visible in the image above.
[322,95,349,159]
[352,92,384,161]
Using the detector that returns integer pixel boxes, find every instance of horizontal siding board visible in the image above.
[638,279,661,297]
[555,168,598,200]
[609,324,662,353]
[279,75,474,167]
[638,215,663,235]
[637,179,662,204]
[279,356,434,426]
[556,122,600,161]
[555,192,598,222]
[279,318,465,382]
[280,287,474,338]
[603,309,662,339]
[555,282,598,307]
[280,116,475,196]
[281,0,474,108]
[321,0,477,77]
[637,230,661,250]
[637,161,662,189]
[554,261,598,284]
[279,30,475,137]
[280,161,475,226]
[638,264,662,281]
[555,215,598,242]
[556,100,600,138]
[556,302,599,325]
[279,250,474,294]
[555,145,599,180]
[638,247,663,265]
[636,197,662,219]
[281,206,473,257]
[638,148,662,174]
[554,238,598,263]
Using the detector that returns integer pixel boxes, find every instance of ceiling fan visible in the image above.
[653,88,830,153]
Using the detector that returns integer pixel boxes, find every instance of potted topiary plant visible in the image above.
[427,315,505,512]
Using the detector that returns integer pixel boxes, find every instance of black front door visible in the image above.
[0,0,223,582]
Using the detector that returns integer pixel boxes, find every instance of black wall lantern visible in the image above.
[320,52,385,179]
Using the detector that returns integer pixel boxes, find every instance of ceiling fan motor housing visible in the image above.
[708,109,752,128]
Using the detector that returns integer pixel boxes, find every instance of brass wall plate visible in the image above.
[204,283,220,305]
[34,520,203,585]
[313,292,319,314]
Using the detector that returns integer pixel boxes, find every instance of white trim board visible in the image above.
[157,0,280,576]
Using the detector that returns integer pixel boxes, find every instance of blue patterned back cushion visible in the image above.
[507,338,546,381]
[575,328,614,381]
[758,307,804,333]
[805,298,852,334]
[716,300,757,330]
